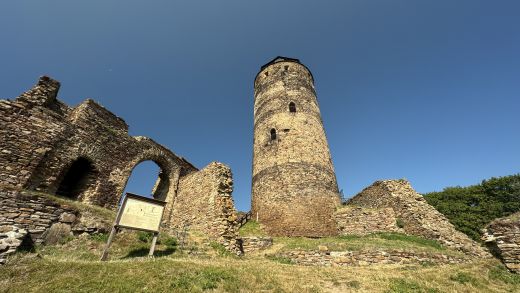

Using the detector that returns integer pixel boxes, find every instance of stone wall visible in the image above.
[346,180,488,257]
[335,206,401,236]
[240,236,273,253]
[0,76,197,215]
[0,189,111,264]
[278,249,468,267]
[482,212,520,273]
[251,57,340,237]
[174,162,241,254]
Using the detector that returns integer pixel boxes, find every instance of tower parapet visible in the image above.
[251,56,340,237]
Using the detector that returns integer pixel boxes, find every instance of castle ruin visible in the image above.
[0,57,502,266]
[0,77,241,257]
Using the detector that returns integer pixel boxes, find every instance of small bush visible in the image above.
[488,265,520,285]
[137,231,154,243]
[59,235,75,245]
[90,233,109,242]
[396,217,405,228]
[162,236,178,249]
[450,272,477,285]
[209,241,233,257]
[346,280,361,289]
[388,278,439,293]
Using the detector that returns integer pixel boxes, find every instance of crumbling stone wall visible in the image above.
[0,189,111,264]
[346,180,488,257]
[483,212,520,273]
[174,162,241,254]
[251,57,340,237]
[0,77,242,254]
[0,76,197,214]
[239,236,273,253]
[335,206,401,236]
[278,249,469,267]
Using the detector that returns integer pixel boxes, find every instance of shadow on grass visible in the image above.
[123,247,177,259]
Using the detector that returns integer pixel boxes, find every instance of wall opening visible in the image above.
[289,102,296,113]
[56,157,97,200]
[270,128,277,140]
[121,160,169,203]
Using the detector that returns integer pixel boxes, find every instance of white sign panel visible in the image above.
[117,194,165,232]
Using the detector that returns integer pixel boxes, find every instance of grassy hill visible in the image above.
[1,193,519,292]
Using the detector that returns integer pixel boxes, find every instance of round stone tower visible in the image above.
[251,56,340,237]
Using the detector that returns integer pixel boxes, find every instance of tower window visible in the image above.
[284,65,289,71]
[289,102,296,113]
[270,128,277,140]
[265,71,269,77]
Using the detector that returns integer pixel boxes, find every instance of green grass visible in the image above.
[2,252,518,292]
[0,227,518,292]
[238,220,266,237]
[488,265,520,285]
[387,278,440,293]
[2,189,518,292]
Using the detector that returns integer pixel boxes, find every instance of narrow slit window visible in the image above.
[265,71,269,77]
[270,128,277,140]
[289,102,296,113]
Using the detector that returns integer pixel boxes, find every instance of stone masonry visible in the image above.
[0,77,242,258]
[278,249,469,267]
[482,212,520,273]
[335,206,402,236]
[173,162,241,254]
[346,179,488,257]
[251,57,340,237]
[0,188,111,264]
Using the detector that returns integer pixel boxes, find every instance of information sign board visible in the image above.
[117,193,165,232]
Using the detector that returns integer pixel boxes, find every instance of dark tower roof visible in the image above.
[255,56,314,84]
[260,56,302,71]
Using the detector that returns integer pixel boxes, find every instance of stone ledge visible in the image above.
[276,249,469,267]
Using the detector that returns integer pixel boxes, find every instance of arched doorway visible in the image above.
[56,157,97,200]
[122,160,169,202]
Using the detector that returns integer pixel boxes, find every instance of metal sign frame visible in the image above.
[101,193,166,261]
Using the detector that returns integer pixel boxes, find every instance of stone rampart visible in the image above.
[346,180,488,257]
[278,249,468,267]
[483,212,520,273]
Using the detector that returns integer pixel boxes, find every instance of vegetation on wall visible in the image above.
[424,174,520,241]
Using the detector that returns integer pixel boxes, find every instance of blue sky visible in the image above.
[2,1,519,211]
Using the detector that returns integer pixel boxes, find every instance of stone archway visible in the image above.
[55,157,98,200]
[121,160,171,201]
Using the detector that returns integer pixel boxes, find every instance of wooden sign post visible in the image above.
[101,193,166,261]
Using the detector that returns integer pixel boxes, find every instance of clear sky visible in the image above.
[2,1,519,211]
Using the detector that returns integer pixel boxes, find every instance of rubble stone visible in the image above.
[482,212,520,273]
